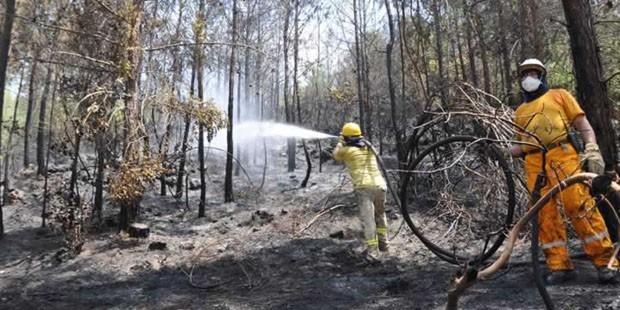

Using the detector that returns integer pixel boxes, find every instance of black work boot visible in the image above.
[357,247,381,267]
[378,240,389,252]
[597,267,620,284]
[544,269,577,285]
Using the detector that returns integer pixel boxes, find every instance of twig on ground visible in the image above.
[237,260,255,289]
[0,257,31,269]
[296,204,350,235]
[182,264,230,290]
[388,219,406,241]
[204,146,254,187]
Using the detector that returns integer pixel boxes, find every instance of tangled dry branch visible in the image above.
[416,82,540,149]
[108,157,169,205]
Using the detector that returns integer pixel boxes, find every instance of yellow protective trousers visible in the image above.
[524,144,617,271]
[356,187,388,250]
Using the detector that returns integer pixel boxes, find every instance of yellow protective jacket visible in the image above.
[333,143,387,191]
[514,89,584,153]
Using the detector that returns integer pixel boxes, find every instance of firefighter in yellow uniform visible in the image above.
[333,123,388,261]
[510,58,619,284]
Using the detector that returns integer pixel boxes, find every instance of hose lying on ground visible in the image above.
[445,172,602,310]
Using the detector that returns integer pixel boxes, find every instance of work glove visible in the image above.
[338,135,345,146]
[503,145,519,159]
[494,145,518,162]
[582,142,605,175]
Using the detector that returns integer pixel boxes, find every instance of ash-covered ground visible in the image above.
[1,145,619,310]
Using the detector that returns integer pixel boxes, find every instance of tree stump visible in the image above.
[128,223,149,238]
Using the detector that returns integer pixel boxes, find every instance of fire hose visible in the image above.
[364,138,554,310]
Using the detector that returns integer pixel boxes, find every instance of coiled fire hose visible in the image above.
[364,138,555,310]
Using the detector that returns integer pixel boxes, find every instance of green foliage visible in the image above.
[2,91,27,145]
[546,61,575,90]
[327,86,354,105]
[192,98,227,142]
[162,94,227,142]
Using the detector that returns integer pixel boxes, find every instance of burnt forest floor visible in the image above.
[1,147,619,310]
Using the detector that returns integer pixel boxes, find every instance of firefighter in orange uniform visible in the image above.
[510,58,619,284]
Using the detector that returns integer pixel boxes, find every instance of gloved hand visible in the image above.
[338,135,345,145]
[494,147,511,161]
[507,144,524,158]
[582,142,605,175]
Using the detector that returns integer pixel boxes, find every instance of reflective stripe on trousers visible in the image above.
[366,236,378,247]
[583,231,610,245]
[525,144,617,271]
[541,240,566,250]
[376,227,387,239]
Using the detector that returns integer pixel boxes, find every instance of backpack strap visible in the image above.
[547,89,584,152]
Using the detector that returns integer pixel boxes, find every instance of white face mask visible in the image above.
[521,76,542,92]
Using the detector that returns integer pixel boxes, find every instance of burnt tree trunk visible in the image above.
[454,12,467,82]
[243,11,252,165]
[256,13,263,121]
[282,2,296,172]
[431,0,447,104]
[463,0,478,88]
[0,0,16,237]
[93,132,105,223]
[353,0,365,132]
[119,0,145,231]
[224,0,239,202]
[562,0,618,168]
[416,0,431,98]
[475,14,491,94]
[234,55,242,177]
[160,0,184,196]
[24,60,38,168]
[496,1,513,97]
[384,0,403,164]
[3,66,24,205]
[397,1,408,131]
[314,18,322,173]
[175,64,195,198]
[36,67,53,175]
[293,0,301,125]
[401,0,428,101]
[520,0,544,59]
[360,1,372,140]
[196,0,207,217]
[68,130,82,207]
[42,72,58,228]
[272,24,281,122]
[292,0,311,187]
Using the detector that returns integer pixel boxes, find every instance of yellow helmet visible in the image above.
[341,122,362,137]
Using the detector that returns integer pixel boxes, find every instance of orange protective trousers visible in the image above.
[524,144,617,271]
